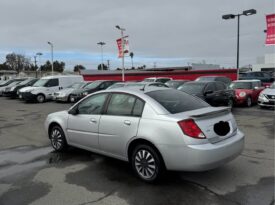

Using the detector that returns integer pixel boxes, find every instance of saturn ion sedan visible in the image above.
[45,88,244,182]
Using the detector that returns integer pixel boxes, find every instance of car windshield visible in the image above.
[108,83,125,89]
[166,81,185,88]
[32,79,49,87]
[146,89,209,114]
[229,82,252,89]
[269,82,275,89]
[66,82,85,89]
[18,79,33,85]
[84,81,102,89]
[196,77,215,81]
[178,83,205,95]
[0,81,7,85]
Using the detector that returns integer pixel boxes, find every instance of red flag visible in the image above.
[116,36,129,58]
[265,14,275,45]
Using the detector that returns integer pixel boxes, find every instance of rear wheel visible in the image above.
[36,94,45,103]
[246,96,252,107]
[49,125,67,151]
[68,95,75,103]
[131,144,164,182]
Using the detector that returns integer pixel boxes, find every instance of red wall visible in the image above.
[83,69,237,82]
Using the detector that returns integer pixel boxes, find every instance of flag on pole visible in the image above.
[265,14,275,45]
[116,36,129,58]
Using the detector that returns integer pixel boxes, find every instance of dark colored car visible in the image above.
[0,78,27,96]
[178,81,234,107]
[165,80,190,89]
[229,80,264,107]
[195,76,232,86]
[239,72,274,86]
[70,80,117,102]
[3,78,38,98]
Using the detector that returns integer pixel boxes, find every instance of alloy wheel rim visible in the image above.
[51,129,62,149]
[135,149,156,179]
[247,97,252,106]
[37,95,44,102]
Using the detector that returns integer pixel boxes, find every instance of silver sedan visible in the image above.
[45,88,244,182]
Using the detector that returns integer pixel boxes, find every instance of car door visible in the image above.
[203,83,216,105]
[99,93,144,158]
[67,93,108,150]
[44,78,59,98]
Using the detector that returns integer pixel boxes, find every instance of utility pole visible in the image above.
[116,25,126,81]
[97,42,106,70]
[47,42,54,76]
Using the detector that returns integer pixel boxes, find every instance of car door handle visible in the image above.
[90,118,97,123]
[124,120,131,125]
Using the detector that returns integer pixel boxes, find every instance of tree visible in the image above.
[0,63,9,70]
[40,60,65,73]
[129,52,134,69]
[97,64,108,70]
[5,53,31,73]
[74,64,86,72]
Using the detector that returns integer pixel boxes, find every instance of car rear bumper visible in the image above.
[158,130,244,171]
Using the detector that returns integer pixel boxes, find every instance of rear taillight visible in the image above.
[178,119,206,139]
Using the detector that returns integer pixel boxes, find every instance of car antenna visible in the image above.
[140,84,146,91]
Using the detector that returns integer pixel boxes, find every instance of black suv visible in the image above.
[70,80,117,102]
[3,78,38,98]
[239,72,274,84]
[178,81,234,107]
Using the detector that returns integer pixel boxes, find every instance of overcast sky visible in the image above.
[0,0,274,70]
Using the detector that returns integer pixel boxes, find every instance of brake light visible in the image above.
[178,119,206,139]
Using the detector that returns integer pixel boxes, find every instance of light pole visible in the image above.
[97,42,106,70]
[222,9,256,80]
[116,25,126,81]
[36,52,43,77]
[47,41,54,76]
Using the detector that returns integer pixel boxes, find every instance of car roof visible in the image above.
[233,80,261,82]
[41,75,82,79]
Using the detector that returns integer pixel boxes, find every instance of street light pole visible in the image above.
[116,25,126,81]
[97,42,106,70]
[47,42,54,76]
[222,9,256,80]
[36,52,43,77]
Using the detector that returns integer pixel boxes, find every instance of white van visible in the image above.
[19,75,83,103]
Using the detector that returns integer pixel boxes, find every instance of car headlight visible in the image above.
[10,86,16,91]
[83,92,88,96]
[259,92,264,98]
[239,92,246,97]
[59,93,66,97]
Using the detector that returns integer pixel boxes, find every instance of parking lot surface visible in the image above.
[0,98,274,205]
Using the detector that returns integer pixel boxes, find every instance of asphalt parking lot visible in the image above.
[0,97,274,205]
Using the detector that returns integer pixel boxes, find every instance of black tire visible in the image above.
[228,98,234,108]
[68,95,75,103]
[36,94,45,103]
[246,96,252,107]
[131,144,164,182]
[49,125,67,151]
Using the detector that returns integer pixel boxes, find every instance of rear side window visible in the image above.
[106,93,144,116]
[146,90,209,114]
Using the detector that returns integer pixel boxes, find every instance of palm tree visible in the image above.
[129,52,134,69]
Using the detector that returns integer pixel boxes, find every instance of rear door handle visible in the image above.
[124,120,131,125]
[90,118,97,123]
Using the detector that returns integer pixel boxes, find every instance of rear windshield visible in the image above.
[178,83,205,95]
[146,89,209,114]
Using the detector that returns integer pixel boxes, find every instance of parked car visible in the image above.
[126,82,168,90]
[106,82,125,90]
[0,78,26,96]
[53,82,92,103]
[165,80,190,89]
[195,76,232,86]
[258,82,275,108]
[229,80,264,107]
[143,77,172,83]
[178,81,234,107]
[45,88,244,182]
[69,80,117,102]
[3,78,38,98]
[19,75,83,103]
[239,72,274,86]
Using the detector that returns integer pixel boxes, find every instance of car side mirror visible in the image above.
[204,90,213,95]
[68,107,78,115]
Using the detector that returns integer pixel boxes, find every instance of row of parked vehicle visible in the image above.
[0,75,274,109]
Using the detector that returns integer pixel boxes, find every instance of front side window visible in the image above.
[78,93,108,115]
[106,94,143,116]
[45,79,59,87]
[204,83,216,92]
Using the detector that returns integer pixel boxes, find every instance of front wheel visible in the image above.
[131,144,164,182]
[246,96,252,107]
[50,125,67,151]
[228,98,234,108]
[36,94,45,103]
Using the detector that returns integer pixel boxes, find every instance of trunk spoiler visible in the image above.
[189,107,231,118]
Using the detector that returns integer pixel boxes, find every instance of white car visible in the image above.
[258,82,275,108]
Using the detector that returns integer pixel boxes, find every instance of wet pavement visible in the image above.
[0,98,274,205]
